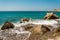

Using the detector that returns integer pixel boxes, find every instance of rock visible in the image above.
[53,27,60,33]
[0,29,31,40]
[32,25,50,34]
[20,18,31,23]
[22,24,50,34]
[44,12,59,20]
[32,25,41,34]
[41,25,50,34]
[55,36,60,40]
[1,21,15,30]
[47,38,54,40]
[21,24,36,31]
[39,32,55,40]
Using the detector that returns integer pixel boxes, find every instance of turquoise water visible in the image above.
[0,11,60,25]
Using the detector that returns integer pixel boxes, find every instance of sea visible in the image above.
[0,11,60,25]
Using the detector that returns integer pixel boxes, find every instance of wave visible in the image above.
[0,19,60,32]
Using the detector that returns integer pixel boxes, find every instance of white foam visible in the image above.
[12,19,59,28]
[11,19,60,31]
[20,20,58,27]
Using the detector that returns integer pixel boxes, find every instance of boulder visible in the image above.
[20,18,31,23]
[53,27,60,33]
[32,25,41,34]
[21,24,36,31]
[44,12,59,20]
[41,25,50,34]
[32,25,50,34]
[1,21,14,30]
[22,24,50,34]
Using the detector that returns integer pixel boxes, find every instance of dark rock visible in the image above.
[44,12,59,20]
[1,21,14,30]
[41,25,50,34]
[20,18,31,23]
[21,24,36,31]
[53,27,60,33]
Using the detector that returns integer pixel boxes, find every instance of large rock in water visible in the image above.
[21,24,36,31]
[20,18,31,23]
[44,12,59,20]
[1,21,14,30]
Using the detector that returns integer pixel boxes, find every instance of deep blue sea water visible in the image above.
[0,11,60,25]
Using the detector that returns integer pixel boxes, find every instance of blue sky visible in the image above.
[0,0,60,11]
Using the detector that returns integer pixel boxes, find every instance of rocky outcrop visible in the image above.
[22,24,50,35]
[44,12,59,20]
[27,25,60,40]
[1,21,14,30]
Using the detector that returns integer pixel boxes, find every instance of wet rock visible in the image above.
[1,21,14,30]
[44,12,59,20]
[20,18,31,23]
[21,24,36,31]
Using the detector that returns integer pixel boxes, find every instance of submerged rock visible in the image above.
[1,21,14,30]
[44,12,59,20]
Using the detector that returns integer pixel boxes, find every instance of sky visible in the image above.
[0,0,60,11]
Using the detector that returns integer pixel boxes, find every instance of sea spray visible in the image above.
[13,19,60,31]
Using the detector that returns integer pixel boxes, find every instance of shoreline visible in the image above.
[0,12,60,40]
